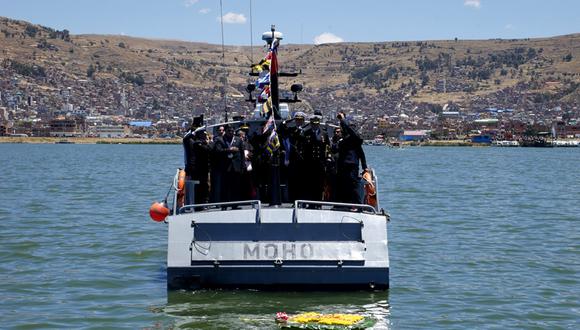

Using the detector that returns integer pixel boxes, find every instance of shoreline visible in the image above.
[0,136,182,144]
[1,137,578,147]
[1,137,473,146]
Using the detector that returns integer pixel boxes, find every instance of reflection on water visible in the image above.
[164,290,390,329]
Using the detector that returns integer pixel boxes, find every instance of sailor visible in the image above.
[326,126,342,201]
[214,125,225,141]
[238,125,255,199]
[334,112,368,204]
[213,125,245,206]
[302,115,329,202]
[281,111,306,201]
[183,127,211,205]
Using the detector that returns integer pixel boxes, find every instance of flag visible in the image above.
[252,58,271,73]
[266,129,280,157]
[263,114,275,134]
[255,73,270,89]
[282,137,291,166]
[261,97,272,115]
[258,86,270,102]
[270,49,278,77]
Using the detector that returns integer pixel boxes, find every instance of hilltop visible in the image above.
[0,16,579,131]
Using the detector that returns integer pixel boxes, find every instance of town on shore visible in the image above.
[1,17,579,144]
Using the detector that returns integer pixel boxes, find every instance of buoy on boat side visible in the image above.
[176,169,186,208]
[177,169,186,190]
[149,202,169,222]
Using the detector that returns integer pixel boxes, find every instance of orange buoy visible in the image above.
[149,202,170,222]
[176,169,187,209]
[362,170,377,208]
[177,169,186,190]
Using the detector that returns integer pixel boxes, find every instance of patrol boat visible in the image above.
[151,26,390,290]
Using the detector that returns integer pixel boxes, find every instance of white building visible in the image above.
[96,125,128,138]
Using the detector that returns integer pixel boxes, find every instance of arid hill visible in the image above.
[1,16,579,118]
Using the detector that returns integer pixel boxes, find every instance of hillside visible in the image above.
[1,16,579,121]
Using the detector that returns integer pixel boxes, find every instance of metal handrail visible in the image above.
[171,168,180,216]
[179,200,262,223]
[293,200,377,213]
[371,168,381,210]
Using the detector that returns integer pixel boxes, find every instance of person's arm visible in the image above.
[357,144,368,171]
[338,115,363,145]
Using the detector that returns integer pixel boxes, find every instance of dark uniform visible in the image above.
[183,130,210,204]
[213,128,245,204]
[334,118,367,204]
[280,115,306,202]
[249,128,271,203]
[302,117,329,202]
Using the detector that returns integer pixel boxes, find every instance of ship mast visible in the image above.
[219,0,228,122]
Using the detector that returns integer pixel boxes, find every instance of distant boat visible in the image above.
[386,141,403,149]
[492,140,519,147]
[471,134,492,144]
[550,140,579,147]
[55,139,75,144]
[371,135,385,146]
[520,140,553,148]
[520,132,554,148]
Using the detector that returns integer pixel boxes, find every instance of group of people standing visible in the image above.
[182,111,368,207]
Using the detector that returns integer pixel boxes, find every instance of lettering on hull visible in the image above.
[243,243,314,260]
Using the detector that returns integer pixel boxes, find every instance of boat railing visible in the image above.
[179,200,263,222]
[370,168,380,210]
[171,168,180,215]
[294,200,376,214]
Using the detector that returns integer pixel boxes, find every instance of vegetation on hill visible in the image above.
[1,16,578,114]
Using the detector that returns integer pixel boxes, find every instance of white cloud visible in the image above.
[505,23,513,30]
[199,8,211,14]
[183,0,198,8]
[464,0,481,9]
[313,32,344,45]
[218,12,247,24]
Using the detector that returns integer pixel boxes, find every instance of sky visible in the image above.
[1,0,579,46]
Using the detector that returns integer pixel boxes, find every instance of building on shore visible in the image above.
[49,117,80,137]
[400,130,430,141]
[95,125,129,138]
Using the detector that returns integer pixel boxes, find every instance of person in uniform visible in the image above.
[302,115,329,203]
[183,128,211,205]
[213,125,245,206]
[238,125,255,199]
[281,112,306,201]
[334,112,367,204]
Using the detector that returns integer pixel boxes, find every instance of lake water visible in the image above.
[0,144,578,329]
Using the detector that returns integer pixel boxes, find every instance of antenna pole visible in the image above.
[220,0,228,122]
[249,0,253,63]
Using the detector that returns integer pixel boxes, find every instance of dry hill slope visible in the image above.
[1,16,578,118]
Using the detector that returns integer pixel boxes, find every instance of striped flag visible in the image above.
[266,129,280,157]
[263,114,275,134]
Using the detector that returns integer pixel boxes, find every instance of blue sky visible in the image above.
[2,0,579,45]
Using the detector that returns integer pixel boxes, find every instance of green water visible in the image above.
[0,144,578,329]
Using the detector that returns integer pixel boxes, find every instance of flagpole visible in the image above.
[269,25,281,205]
[270,25,280,120]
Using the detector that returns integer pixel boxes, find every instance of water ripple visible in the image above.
[0,145,578,329]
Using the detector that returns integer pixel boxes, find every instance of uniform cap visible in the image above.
[293,111,306,119]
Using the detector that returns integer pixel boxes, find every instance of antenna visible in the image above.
[220,0,228,122]
[249,0,253,63]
